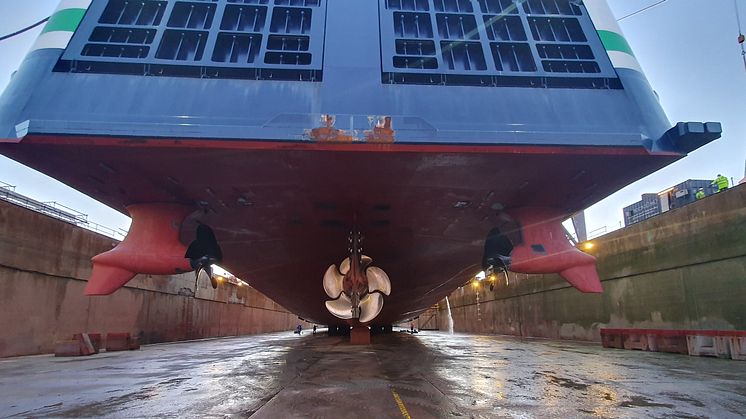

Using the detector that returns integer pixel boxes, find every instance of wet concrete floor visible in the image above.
[1,331,745,418]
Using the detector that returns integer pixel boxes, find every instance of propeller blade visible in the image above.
[197,266,218,289]
[366,266,391,296]
[325,294,353,319]
[359,293,384,323]
[185,224,223,261]
[339,258,349,275]
[361,255,373,269]
[339,255,373,275]
[323,264,344,299]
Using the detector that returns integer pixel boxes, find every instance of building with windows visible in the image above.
[623,193,662,226]
[623,179,717,226]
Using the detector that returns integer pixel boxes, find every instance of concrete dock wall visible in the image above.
[438,184,746,342]
[0,201,303,357]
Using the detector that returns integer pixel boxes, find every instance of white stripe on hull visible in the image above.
[30,31,75,52]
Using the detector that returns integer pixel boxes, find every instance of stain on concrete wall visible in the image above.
[438,185,746,342]
[0,202,306,358]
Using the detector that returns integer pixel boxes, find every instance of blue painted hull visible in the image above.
[0,0,720,325]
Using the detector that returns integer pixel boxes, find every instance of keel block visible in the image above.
[350,326,371,345]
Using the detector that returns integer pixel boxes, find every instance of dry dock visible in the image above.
[2,331,745,418]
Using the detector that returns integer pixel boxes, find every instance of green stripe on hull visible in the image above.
[41,8,87,34]
[597,30,635,57]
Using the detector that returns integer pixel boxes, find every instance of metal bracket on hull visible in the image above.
[85,203,193,295]
[656,122,722,154]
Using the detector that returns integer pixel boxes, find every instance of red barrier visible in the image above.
[128,336,141,350]
[622,330,649,351]
[654,330,689,354]
[73,333,96,356]
[54,340,81,357]
[600,329,624,349]
[87,333,102,352]
[686,335,718,357]
[729,336,746,360]
[600,329,746,358]
[105,332,132,352]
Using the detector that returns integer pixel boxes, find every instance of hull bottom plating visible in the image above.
[0,136,680,324]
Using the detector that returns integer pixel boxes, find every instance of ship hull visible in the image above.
[0,0,722,327]
[0,134,680,324]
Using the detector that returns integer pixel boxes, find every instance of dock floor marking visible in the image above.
[391,389,412,419]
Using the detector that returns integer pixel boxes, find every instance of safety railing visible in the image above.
[0,181,126,240]
[587,226,609,240]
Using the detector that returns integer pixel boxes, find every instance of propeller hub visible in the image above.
[323,231,391,324]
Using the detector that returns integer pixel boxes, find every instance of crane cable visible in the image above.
[0,16,50,42]
[617,0,668,21]
[736,0,746,72]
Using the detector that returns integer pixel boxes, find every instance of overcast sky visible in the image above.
[0,0,744,235]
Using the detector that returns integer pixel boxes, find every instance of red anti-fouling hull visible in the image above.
[0,135,680,324]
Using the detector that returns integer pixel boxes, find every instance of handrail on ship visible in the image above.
[587,226,609,240]
[0,180,126,240]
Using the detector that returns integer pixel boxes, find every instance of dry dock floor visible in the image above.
[1,331,745,418]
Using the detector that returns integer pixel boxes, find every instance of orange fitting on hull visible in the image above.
[85,203,194,295]
[508,208,602,293]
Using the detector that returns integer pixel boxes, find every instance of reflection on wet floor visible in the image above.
[1,331,745,418]
[419,333,746,418]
